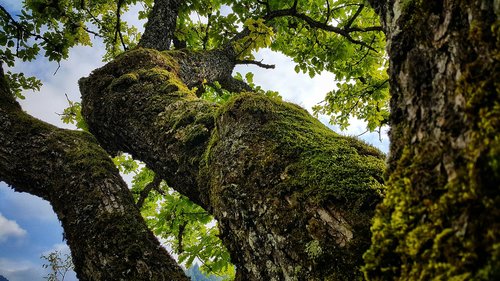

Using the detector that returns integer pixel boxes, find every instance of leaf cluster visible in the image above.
[59,95,89,131]
[109,154,235,279]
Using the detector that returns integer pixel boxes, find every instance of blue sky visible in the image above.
[0,1,389,280]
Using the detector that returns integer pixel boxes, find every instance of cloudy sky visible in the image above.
[0,2,388,280]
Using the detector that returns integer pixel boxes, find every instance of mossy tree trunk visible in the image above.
[364,0,499,279]
[80,48,386,280]
[0,66,189,281]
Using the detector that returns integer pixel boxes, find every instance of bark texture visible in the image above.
[80,48,386,280]
[364,1,500,280]
[138,0,181,51]
[0,66,189,281]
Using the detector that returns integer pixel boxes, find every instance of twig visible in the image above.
[235,59,275,69]
[136,174,162,209]
[114,0,128,53]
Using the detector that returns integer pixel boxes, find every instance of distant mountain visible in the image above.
[0,275,9,281]
[186,264,223,281]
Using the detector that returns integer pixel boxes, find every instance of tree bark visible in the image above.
[138,0,182,51]
[364,1,500,280]
[80,48,386,280]
[0,65,189,281]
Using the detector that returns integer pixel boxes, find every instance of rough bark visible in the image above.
[80,48,386,280]
[0,66,189,281]
[138,0,182,51]
[364,1,500,280]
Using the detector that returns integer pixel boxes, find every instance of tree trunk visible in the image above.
[80,48,386,280]
[138,0,181,51]
[0,66,189,281]
[364,0,500,280]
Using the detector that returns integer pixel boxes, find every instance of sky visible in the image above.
[0,2,389,280]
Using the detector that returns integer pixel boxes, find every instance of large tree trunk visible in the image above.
[364,1,499,280]
[79,48,386,280]
[0,66,189,281]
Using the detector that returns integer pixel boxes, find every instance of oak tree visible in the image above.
[0,0,498,280]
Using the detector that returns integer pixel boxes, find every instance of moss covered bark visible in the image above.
[80,48,386,280]
[0,65,189,281]
[363,1,500,280]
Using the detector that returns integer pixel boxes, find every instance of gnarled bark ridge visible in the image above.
[80,48,386,280]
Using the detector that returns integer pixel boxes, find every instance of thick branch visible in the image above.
[0,65,188,281]
[80,48,385,280]
[138,0,182,51]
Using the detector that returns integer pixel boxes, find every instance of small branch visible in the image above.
[136,174,162,209]
[0,5,57,49]
[235,59,275,69]
[53,62,61,75]
[84,6,110,34]
[344,4,364,29]
[114,0,128,52]
[357,129,369,137]
[82,26,104,38]
[263,3,382,52]
[325,0,331,24]
[202,13,212,50]
[177,221,187,254]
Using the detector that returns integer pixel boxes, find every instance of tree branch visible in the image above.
[263,3,382,51]
[0,63,189,281]
[136,173,163,209]
[138,0,182,51]
[344,4,364,29]
[235,59,275,69]
[113,0,128,52]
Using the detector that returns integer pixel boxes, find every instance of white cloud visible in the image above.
[0,213,26,243]
[42,243,71,257]
[0,185,58,222]
[0,258,45,281]
[16,43,107,129]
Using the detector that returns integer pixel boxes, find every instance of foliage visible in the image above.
[41,250,74,281]
[59,95,89,131]
[201,71,280,104]
[2,0,387,130]
[111,155,235,279]
[3,71,42,99]
[186,263,224,281]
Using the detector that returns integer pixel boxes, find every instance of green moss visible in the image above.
[202,93,385,279]
[363,3,500,279]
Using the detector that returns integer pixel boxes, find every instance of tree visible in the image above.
[0,1,497,281]
[363,0,500,280]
